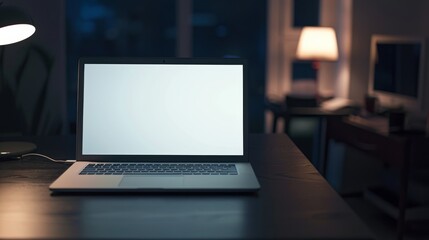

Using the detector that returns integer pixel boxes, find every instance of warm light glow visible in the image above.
[296,27,338,61]
[0,185,50,238]
[0,24,35,45]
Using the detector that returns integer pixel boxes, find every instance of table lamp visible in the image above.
[296,26,338,97]
[0,5,37,159]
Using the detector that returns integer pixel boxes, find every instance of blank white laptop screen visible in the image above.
[82,64,244,156]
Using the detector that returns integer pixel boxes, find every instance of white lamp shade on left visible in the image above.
[0,6,36,46]
[0,24,35,45]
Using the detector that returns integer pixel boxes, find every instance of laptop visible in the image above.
[50,58,260,192]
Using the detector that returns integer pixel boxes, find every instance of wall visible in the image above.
[350,0,427,112]
[420,0,429,113]
[0,0,67,135]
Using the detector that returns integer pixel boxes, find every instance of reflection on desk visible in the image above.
[0,134,373,239]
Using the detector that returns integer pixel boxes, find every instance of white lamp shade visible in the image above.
[0,24,35,45]
[296,27,338,61]
[0,6,36,46]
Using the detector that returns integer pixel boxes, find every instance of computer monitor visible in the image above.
[368,35,426,111]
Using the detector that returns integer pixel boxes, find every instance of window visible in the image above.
[293,0,320,27]
[66,0,267,132]
[192,0,267,132]
[66,0,176,130]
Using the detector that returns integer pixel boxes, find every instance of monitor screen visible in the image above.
[368,35,425,110]
[81,63,244,156]
[373,43,421,98]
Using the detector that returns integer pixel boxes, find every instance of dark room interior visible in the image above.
[1,0,429,240]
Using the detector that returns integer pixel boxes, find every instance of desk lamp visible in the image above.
[0,5,37,159]
[296,27,338,98]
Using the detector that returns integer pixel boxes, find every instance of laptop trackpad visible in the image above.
[119,176,184,188]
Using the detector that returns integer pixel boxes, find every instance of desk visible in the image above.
[0,134,373,239]
[325,116,428,240]
[267,100,355,172]
[266,99,355,133]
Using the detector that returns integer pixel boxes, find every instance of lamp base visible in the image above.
[0,141,37,159]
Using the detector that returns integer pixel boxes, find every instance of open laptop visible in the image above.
[50,58,260,192]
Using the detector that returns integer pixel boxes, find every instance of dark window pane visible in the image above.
[293,0,320,27]
[193,0,267,132]
[66,0,176,130]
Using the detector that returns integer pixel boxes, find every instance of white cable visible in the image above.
[21,153,76,163]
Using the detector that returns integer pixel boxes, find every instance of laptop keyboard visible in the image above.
[79,163,238,175]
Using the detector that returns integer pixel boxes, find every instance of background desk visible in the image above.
[265,98,355,134]
[325,116,429,240]
[266,100,355,172]
[0,134,372,239]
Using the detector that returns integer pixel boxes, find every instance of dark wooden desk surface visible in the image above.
[0,134,373,239]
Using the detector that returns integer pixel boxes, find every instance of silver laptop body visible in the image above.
[50,58,260,192]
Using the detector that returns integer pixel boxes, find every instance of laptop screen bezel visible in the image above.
[76,57,249,162]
